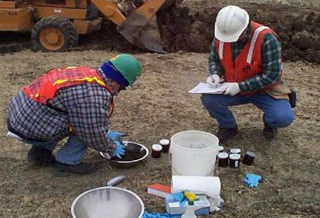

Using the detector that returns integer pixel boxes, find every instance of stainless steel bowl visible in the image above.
[100,141,149,168]
[71,186,144,218]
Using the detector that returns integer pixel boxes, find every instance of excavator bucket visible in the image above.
[117,0,181,53]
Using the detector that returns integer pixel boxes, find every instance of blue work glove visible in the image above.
[143,212,180,218]
[113,141,125,159]
[172,192,184,201]
[243,173,262,188]
[172,192,187,206]
[107,131,127,142]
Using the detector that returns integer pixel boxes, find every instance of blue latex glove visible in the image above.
[143,212,180,218]
[172,192,184,201]
[243,173,262,188]
[113,141,125,158]
[172,192,187,206]
[107,131,127,142]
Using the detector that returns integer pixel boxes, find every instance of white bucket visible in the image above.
[170,130,219,176]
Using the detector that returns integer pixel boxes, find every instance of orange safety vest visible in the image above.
[216,21,278,83]
[23,66,114,117]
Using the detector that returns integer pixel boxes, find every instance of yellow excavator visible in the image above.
[0,0,182,52]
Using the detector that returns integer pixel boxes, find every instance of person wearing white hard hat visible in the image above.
[201,5,295,142]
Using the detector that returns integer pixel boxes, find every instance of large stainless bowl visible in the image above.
[100,141,149,168]
[71,186,144,218]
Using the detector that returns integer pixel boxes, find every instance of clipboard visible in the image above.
[188,82,227,94]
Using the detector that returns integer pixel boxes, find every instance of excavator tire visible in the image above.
[31,16,79,52]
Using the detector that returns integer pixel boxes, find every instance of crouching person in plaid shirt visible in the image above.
[7,54,141,175]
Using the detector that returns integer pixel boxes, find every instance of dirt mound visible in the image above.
[1,1,320,63]
[157,1,320,63]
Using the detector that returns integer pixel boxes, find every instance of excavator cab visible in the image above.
[0,0,183,52]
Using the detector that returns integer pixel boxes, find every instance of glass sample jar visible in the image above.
[229,153,241,168]
[151,144,162,158]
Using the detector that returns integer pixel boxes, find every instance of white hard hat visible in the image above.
[215,5,250,42]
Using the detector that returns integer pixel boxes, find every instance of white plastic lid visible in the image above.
[246,151,256,157]
[218,152,228,159]
[152,144,162,151]
[230,148,241,154]
[229,153,241,160]
[159,139,170,146]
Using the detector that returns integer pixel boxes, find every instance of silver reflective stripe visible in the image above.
[219,41,224,59]
[246,26,269,64]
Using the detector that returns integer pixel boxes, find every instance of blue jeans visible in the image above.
[201,93,294,129]
[25,135,87,165]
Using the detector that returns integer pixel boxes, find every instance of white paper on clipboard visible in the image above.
[188,82,227,94]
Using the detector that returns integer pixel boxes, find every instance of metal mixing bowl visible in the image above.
[100,141,149,168]
[71,186,144,218]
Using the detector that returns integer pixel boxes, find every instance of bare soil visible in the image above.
[0,0,320,218]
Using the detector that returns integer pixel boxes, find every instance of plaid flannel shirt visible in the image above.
[8,69,115,154]
[208,25,282,92]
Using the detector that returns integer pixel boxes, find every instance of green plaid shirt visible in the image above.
[208,25,282,92]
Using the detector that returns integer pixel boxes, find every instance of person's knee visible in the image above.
[201,94,221,106]
[284,112,295,126]
[200,94,211,107]
[272,112,295,127]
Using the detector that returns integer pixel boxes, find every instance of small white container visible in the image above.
[229,153,241,168]
[151,144,162,158]
[159,139,170,152]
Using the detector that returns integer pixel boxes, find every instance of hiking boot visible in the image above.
[217,126,239,142]
[55,161,97,175]
[27,146,55,166]
[263,124,278,141]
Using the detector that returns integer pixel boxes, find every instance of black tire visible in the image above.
[31,15,79,52]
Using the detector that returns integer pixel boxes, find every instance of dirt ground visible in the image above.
[1,0,320,218]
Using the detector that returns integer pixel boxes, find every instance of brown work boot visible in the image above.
[263,124,278,141]
[55,162,97,175]
[217,126,239,142]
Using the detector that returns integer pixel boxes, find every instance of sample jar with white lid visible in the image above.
[151,144,162,158]
[159,139,170,153]
[229,153,241,168]
[218,145,224,153]
[218,152,229,167]
[242,151,256,165]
